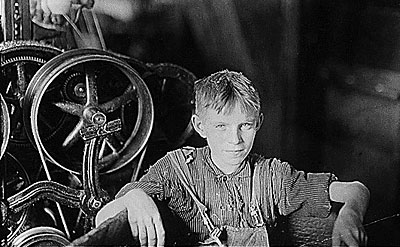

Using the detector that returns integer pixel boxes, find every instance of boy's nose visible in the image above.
[227,128,242,144]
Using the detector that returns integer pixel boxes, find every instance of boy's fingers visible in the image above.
[146,220,157,246]
[359,228,367,246]
[332,232,340,247]
[43,12,51,24]
[71,0,95,8]
[138,222,148,246]
[155,219,165,246]
[341,230,359,247]
[30,0,37,16]
[362,234,368,246]
[130,222,139,240]
[36,0,42,11]
[51,14,63,25]
[34,0,44,22]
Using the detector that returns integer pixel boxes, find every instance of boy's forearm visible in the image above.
[329,181,370,220]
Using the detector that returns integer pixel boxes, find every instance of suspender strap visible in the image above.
[251,157,278,227]
[168,149,223,246]
[250,161,266,227]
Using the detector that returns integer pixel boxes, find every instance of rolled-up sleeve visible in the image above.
[115,155,175,200]
[271,159,337,218]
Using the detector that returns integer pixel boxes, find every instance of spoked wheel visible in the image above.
[23,49,154,174]
[142,63,196,148]
[1,94,31,244]
[0,93,10,159]
[11,226,70,247]
[0,41,62,148]
[0,93,28,244]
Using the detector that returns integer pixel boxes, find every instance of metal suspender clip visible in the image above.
[250,201,265,227]
[200,225,224,247]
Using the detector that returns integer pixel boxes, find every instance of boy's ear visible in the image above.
[255,113,264,131]
[191,114,207,138]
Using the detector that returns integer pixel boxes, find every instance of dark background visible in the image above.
[2,0,400,245]
[98,0,400,245]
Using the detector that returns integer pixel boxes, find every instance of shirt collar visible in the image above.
[202,146,250,178]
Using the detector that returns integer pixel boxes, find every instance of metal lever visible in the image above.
[79,118,122,231]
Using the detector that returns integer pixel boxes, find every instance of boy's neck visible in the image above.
[210,155,242,175]
[218,164,241,175]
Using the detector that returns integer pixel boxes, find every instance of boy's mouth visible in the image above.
[225,149,244,154]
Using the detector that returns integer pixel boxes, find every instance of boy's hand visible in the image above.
[332,206,367,247]
[30,0,64,26]
[95,188,165,246]
[30,0,94,28]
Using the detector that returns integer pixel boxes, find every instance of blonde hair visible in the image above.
[194,70,261,117]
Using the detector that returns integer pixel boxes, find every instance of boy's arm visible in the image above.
[329,181,370,246]
[95,188,165,247]
[95,155,174,246]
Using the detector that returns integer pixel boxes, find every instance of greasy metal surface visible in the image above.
[0,40,62,147]
[1,153,31,245]
[0,94,9,159]
[7,181,83,213]
[80,137,110,231]
[23,48,154,174]
[11,226,70,247]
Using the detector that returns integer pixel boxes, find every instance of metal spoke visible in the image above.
[97,136,122,169]
[98,137,119,160]
[38,111,58,131]
[85,70,98,105]
[62,119,84,148]
[53,101,84,116]
[99,85,137,113]
[105,135,123,152]
[16,62,28,101]
[3,96,19,105]
[9,107,21,136]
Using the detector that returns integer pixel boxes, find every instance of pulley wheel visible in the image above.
[11,226,70,247]
[23,48,154,174]
[1,153,31,245]
[142,63,196,148]
[0,40,62,148]
[0,93,10,159]
[1,93,30,244]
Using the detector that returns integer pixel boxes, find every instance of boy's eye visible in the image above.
[215,124,226,130]
[240,123,253,130]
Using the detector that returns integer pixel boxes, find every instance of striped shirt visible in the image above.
[116,146,336,242]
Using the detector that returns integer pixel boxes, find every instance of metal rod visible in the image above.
[33,128,71,240]
[63,13,88,47]
[91,10,106,50]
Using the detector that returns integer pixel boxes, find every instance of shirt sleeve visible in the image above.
[270,158,338,218]
[115,154,175,200]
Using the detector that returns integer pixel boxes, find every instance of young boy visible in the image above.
[96,70,370,246]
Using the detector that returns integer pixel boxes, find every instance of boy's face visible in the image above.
[192,103,262,172]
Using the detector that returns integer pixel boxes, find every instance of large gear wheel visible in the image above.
[0,40,62,148]
[23,48,154,174]
[1,153,31,246]
[11,226,70,247]
[0,93,10,159]
[142,63,196,148]
[1,93,31,245]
